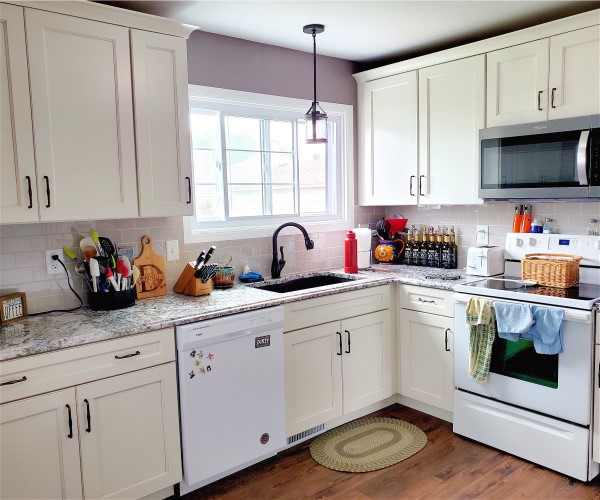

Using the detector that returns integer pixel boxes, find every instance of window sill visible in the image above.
[183,217,353,243]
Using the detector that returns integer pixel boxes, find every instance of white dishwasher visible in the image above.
[176,306,285,494]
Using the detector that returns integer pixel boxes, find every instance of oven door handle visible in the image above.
[576,130,589,186]
[453,295,591,323]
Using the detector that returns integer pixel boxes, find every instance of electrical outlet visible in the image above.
[45,249,63,275]
[166,240,179,261]
[476,225,489,246]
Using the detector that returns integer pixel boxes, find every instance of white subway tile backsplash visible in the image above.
[1,202,597,314]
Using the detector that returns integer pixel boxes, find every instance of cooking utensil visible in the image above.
[106,268,119,291]
[116,259,126,290]
[83,246,97,260]
[121,267,130,290]
[99,237,117,267]
[194,246,216,278]
[63,247,77,260]
[89,258,100,293]
[375,218,391,240]
[193,251,206,270]
[91,230,105,257]
[79,237,96,259]
[221,256,233,268]
[132,265,140,286]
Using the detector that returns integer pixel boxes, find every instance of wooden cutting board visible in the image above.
[133,235,167,299]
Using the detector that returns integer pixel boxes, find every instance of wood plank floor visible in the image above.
[178,404,600,499]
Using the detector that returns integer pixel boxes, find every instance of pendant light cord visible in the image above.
[312,28,317,113]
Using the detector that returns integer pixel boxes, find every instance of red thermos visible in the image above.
[344,230,358,273]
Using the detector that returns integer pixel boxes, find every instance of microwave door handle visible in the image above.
[576,130,590,186]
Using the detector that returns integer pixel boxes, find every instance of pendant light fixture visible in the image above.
[303,24,327,144]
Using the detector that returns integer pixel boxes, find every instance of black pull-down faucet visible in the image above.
[271,222,314,279]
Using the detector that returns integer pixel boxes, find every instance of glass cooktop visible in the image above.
[455,275,600,310]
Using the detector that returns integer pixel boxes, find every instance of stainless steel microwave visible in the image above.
[479,115,600,200]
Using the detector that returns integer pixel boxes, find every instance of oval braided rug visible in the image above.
[309,417,427,473]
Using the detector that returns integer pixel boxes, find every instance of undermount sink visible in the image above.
[255,274,361,294]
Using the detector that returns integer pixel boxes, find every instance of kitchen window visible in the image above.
[184,86,354,243]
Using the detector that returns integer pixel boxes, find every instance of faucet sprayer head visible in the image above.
[305,238,315,250]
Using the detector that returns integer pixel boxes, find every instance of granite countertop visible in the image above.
[0,266,478,362]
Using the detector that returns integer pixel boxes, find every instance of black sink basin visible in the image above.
[257,275,358,293]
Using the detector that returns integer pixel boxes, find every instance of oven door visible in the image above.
[453,294,594,426]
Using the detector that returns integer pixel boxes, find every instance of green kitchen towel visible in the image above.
[465,298,496,383]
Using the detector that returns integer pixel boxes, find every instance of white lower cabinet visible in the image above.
[398,285,454,413]
[0,388,83,500]
[0,329,181,500]
[284,287,392,437]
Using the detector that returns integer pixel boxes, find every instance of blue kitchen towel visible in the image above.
[239,272,264,283]
[528,306,564,355]
[493,301,535,341]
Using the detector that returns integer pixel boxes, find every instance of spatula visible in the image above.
[89,258,100,293]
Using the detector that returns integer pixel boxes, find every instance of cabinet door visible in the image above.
[284,322,343,436]
[77,364,181,500]
[399,309,454,412]
[487,39,549,127]
[25,9,138,221]
[358,72,417,206]
[548,26,600,120]
[418,55,484,205]
[131,30,194,217]
[341,310,392,414]
[0,388,83,499]
[0,4,38,223]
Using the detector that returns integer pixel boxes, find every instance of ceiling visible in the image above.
[98,1,599,66]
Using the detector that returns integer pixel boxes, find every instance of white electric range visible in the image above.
[453,233,600,481]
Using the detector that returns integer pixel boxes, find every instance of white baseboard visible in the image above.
[396,394,453,423]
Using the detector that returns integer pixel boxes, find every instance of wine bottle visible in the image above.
[419,225,429,266]
[449,226,458,269]
[427,226,437,267]
[404,228,415,265]
[435,227,443,268]
[441,229,451,269]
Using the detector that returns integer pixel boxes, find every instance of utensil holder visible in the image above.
[213,267,235,288]
[174,262,213,296]
[89,288,136,311]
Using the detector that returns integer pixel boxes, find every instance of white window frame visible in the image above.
[184,85,354,243]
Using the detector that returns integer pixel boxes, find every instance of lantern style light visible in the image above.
[303,24,327,144]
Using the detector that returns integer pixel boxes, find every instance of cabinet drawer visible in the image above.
[0,328,175,404]
[284,285,391,332]
[398,284,454,317]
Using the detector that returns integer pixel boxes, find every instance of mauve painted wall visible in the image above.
[186,30,357,106]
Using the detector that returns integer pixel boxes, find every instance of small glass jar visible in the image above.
[542,218,553,234]
[587,219,598,236]
[531,216,543,233]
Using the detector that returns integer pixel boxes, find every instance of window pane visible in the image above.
[225,116,261,150]
[194,184,223,221]
[228,185,263,217]
[227,151,262,183]
[269,153,294,183]
[269,121,293,152]
[298,134,327,214]
[191,111,218,149]
[300,186,326,214]
[193,149,218,184]
[271,184,295,215]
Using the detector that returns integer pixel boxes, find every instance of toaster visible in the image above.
[466,246,505,276]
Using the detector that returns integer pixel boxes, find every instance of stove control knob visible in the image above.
[529,237,536,247]
[515,238,523,247]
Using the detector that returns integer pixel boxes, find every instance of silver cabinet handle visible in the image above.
[419,175,425,196]
[409,175,416,196]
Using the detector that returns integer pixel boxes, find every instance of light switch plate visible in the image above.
[476,225,489,246]
[166,240,179,261]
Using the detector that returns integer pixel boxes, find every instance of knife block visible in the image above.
[174,262,213,296]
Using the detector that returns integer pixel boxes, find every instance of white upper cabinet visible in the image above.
[548,26,600,119]
[418,55,484,205]
[131,30,194,217]
[26,9,138,221]
[0,4,37,223]
[358,71,417,206]
[487,26,599,126]
[487,39,550,127]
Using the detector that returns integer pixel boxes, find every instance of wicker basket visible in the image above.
[521,253,582,288]
[212,267,235,289]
